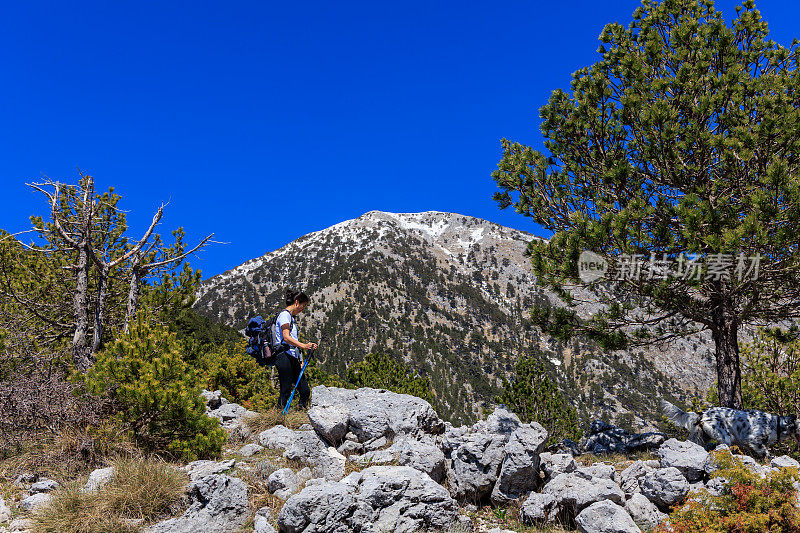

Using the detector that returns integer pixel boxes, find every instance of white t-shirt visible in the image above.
[275,310,299,359]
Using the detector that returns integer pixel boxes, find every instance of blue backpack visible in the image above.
[245,313,291,366]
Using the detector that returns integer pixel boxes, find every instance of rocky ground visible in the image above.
[1,386,798,533]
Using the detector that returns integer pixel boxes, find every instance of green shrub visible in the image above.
[346,352,433,403]
[85,322,225,461]
[737,327,800,457]
[497,356,580,445]
[304,357,349,390]
[194,341,279,412]
[741,328,800,415]
[660,449,800,533]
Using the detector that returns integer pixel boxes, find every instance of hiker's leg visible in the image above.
[276,352,293,408]
[297,371,311,408]
[287,356,310,408]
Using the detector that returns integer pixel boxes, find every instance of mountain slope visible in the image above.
[195,211,716,427]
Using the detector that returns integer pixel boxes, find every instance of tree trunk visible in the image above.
[72,243,92,372]
[124,264,142,333]
[92,265,109,354]
[712,313,743,409]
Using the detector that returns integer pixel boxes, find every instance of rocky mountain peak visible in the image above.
[195,211,715,428]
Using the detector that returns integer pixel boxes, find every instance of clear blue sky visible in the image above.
[2,0,798,279]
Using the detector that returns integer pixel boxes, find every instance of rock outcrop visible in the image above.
[145,474,249,533]
[16,386,800,533]
[441,407,547,503]
[278,466,458,533]
[309,386,445,444]
[656,438,709,482]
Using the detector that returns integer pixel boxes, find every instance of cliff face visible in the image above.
[195,210,716,427]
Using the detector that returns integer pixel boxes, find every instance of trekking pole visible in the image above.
[282,347,317,417]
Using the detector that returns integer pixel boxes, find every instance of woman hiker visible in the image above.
[275,289,318,410]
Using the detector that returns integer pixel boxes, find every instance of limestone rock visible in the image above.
[253,506,276,533]
[491,422,548,504]
[144,474,249,533]
[574,500,640,533]
[578,463,616,481]
[618,461,654,496]
[540,452,577,481]
[259,425,297,450]
[183,459,235,482]
[28,479,59,494]
[277,481,371,533]
[8,518,35,532]
[307,404,349,444]
[443,430,507,500]
[0,496,11,524]
[352,437,446,483]
[542,472,625,515]
[268,468,301,500]
[279,465,457,533]
[310,386,445,444]
[19,493,51,513]
[293,467,312,487]
[337,439,363,456]
[200,389,224,410]
[283,431,327,463]
[313,447,346,482]
[520,492,558,525]
[83,467,115,492]
[208,402,248,422]
[625,492,666,530]
[771,455,800,469]
[639,467,690,509]
[656,439,708,482]
[238,443,264,457]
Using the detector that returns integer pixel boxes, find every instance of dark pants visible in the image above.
[276,352,310,409]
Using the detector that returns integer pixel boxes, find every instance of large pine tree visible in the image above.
[493,0,800,408]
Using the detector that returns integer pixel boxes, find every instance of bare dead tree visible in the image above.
[13,172,213,371]
[123,230,213,332]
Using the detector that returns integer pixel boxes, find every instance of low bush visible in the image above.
[85,322,225,461]
[193,342,278,412]
[660,449,800,533]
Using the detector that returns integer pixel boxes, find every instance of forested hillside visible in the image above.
[195,210,716,427]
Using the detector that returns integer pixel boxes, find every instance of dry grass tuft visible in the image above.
[575,450,657,473]
[29,455,187,533]
[0,422,138,483]
[237,465,284,532]
[244,408,309,435]
[29,481,140,533]
[100,456,187,520]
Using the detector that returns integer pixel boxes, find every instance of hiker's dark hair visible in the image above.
[285,289,309,306]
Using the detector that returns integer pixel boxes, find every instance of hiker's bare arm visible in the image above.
[281,323,317,350]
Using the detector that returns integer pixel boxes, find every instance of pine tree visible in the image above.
[493,0,800,408]
[347,352,433,403]
[497,357,580,444]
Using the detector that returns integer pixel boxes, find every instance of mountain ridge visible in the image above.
[194,210,716,427]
